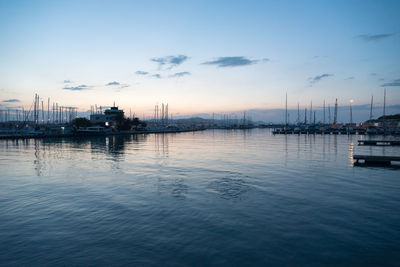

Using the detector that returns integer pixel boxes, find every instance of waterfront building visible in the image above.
[90,105,124,126]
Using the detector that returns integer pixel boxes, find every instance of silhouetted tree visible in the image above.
[72,117,92,128]
[114,114,147,131]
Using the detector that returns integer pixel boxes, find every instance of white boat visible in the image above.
[77,126,112,134]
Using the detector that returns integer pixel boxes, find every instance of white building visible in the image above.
[90,106,124,125]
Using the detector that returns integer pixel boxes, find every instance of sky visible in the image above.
[0,0,399,121]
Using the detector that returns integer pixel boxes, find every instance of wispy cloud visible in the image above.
[106,81,131,89]
[2,99,20,103]
[357,33,395,41]
[345,76,355,80]
[309,73,334,85]
[151,55,189,69]
[151,74,162,79]
[202,56,267,67]
[381,79,400,87]
[135,70,149,75]
[106,81,120,86]
[169,71,191,78]
[63,80,72,83]
[63,84,91,91]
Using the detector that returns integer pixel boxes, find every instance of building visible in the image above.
[90,105,124,126]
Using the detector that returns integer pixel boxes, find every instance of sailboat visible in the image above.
[366,94,377,135]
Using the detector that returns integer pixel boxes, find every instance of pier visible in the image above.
[272,128,364,135]
[358,140,400,146]
[353,155,400,166]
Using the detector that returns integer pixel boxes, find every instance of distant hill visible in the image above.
[365,113,400,124]
[174,105,400,124]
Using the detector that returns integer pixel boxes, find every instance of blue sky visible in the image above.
[0,0,399,120]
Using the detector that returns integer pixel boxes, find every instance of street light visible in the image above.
[349,99,353,125]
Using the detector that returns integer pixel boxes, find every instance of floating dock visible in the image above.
[272,129,362,135]
[353,155,400,166]
[358,140,400,146]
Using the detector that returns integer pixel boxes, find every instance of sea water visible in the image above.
[1,129,399,266]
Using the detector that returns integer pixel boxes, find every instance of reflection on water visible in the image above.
[4,132,399,178]
[349,140,354,166]
[154,133,169,157]
[1,129,400,266]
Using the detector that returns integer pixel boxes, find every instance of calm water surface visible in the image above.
[1,129,399,266]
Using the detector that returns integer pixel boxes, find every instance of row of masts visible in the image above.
[286,93,338,125]
[153,103,169,125]
[210,112,252,127]
[0,93,77,124]
[90,105,106,115]
[284,88,387,125]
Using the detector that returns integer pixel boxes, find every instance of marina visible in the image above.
[1,1,400,265]
[272,89,400,136]
[0,97,206,140]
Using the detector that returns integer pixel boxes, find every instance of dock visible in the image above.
[358,140,400,146]
[353,155,400,166]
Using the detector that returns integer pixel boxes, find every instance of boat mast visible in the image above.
[369,94,373,120]
[297,102,300,125]
[304,108,307,125]
[47,98,50,124]
[313,111,316,125]
[33,94,36,125]
[383,88,386,131]
[333,98,338,125]
[285,92,287,126]
[328,104,331,125]
[350,100,353,125]
[41,99,44,125]
[166,104,169,125]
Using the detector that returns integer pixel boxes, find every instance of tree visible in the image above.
[72,117,92,128]
[114,114,147,131]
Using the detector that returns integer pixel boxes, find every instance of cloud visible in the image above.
[63,80,72,83]
[105,81,130,89]
[357,33,395,41]
[151,74,162,79]
[2,99,20,103]
[63,84,91,91]
[381,79,400,87]
[106,81,120,86]
[151,55,188,69]
[169,71,191,78]
[345,76,355,80]
[202,56,264,67]
[310,73,334,84]
[135,70,149,75]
